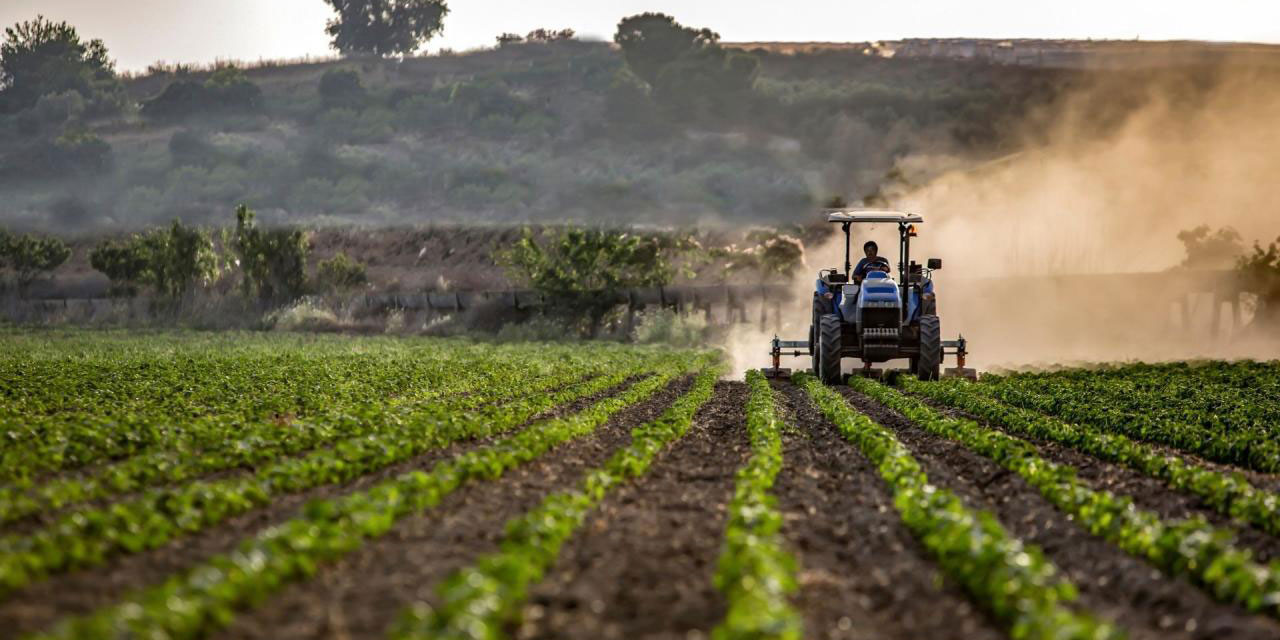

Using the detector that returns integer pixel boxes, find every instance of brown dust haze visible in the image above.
[726,57,1280,376]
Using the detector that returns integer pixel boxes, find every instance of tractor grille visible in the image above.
[860,307,900,330]
[863,327,899,339]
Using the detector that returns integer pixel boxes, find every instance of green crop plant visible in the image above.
[800,374,1121,640]
[852,376,1280,619]
[709,371,802,640]
[904,377,1280,537]
[28,353,718,640]
[389,365,722,640]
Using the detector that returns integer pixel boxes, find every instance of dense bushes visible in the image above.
[141,65,263,120]
[89,220,218,299]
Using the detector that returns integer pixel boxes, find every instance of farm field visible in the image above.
[3,331,1280,639]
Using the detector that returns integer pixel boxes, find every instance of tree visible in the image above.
[1237,238,1280,327]
[0,15,121,114]
[613,13,719,87]
[1178,225,1243,270]
[88,221,218,299]
[497,227,675,336]
[231,205,309,303]
[2,232,70,294]
[324,0,449,57]
[613,13,757,122]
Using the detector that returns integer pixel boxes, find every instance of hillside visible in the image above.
[0,38,1090,232]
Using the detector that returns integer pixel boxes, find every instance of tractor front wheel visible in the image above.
[916,314,941,381]
[818,314,843,384]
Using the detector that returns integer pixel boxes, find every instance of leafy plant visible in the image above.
[800,374,1119,640]
[497,226,676,336]
[231,204,309,303]
[853,376,1280,619]
[391,362,721,639]
[315,251,368,291]
[711,370,802,639]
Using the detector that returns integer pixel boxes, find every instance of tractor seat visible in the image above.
[823,272,848,285]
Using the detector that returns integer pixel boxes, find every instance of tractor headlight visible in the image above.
[923,292,935,302]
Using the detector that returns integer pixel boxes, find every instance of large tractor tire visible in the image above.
[809,323,818,374]
[916,314,941,381]
[818,314,843,385]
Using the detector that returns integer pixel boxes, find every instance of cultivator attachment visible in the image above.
[942,335,978,381]
[764,334,978,380]
[763,336,808,378]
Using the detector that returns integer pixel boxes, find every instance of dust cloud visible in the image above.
[723,56,1280,376]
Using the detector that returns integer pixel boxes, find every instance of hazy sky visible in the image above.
[2,0,1278,72]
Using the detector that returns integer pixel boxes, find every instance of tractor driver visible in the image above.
[853,241,890,282]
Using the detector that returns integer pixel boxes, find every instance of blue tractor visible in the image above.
[766,209,976,383]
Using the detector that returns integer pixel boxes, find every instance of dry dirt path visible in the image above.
[515,381,749,640]
[216,375,694,640]
[770,382,1004,640]
[841,387,1280,640]
[0,377,645,638]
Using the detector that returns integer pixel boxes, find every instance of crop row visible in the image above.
[851,377,1280,618]
[798,374,1119,640]
[32,355,717,640]
[0,364,599,526]
[0,339,614,483]
[0,334,472,431]
[0,350,693,597]
[708,371,802,640]
[388,365,721,639]
[979,368,1280,472]
[904,377,1280,537]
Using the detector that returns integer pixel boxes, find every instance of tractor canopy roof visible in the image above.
[824,209,923,224]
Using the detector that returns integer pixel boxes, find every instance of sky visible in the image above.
[2,0,1278,72]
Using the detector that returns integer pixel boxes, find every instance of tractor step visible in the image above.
[944,367,979,381]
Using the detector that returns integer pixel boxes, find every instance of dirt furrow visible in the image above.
[0,377,645,638]
[515,381,748,640]
[841,387,1280,640]
[771,382,1003,640]
[922,398,1280,563]
[214,375,693,640]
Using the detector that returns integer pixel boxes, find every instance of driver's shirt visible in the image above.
[853,257,887,279]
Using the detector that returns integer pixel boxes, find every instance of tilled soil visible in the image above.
[515,381,749,640]
[0,376,646,638]
[841,387,1280,640]
[770,382,1003,640]
[215,374,695,640]
[922,399,1280,563]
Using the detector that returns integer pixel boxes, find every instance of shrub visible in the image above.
[231,204,309,303]
[315,252,368,291]
[318,69,366,109]
[141,65,262,119]
[631,308,707,347]
[264,297,340,331]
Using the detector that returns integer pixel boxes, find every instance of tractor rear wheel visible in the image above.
[916,314,941,381]
[818,314,843,384]
[809,323,818,374]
